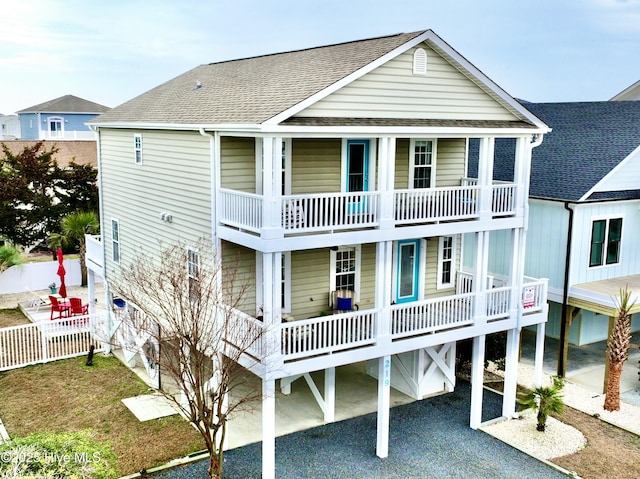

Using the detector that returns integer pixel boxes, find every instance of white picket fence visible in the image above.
[0,313,106,371]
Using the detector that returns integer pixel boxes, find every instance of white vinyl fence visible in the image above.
[0,313,106,371]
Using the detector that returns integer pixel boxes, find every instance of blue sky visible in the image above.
[1,0,639,114]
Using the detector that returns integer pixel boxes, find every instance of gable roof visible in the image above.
[492,101,640,202]
[17,95,110,114]
[92,30,546,130]
[611,79,640,101]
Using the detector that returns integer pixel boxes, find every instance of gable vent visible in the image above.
[413,48,427,75]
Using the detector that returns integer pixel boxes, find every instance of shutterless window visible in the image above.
[438,236,456,288]
[111,219,120,263]
[187,248,200,299]
[134,134,143,164]
[589,218,622,267]
[335,248,356,291]
[410,139,434,188]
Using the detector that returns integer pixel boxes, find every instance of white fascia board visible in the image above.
[257,125,546,138]
[264,31,433,126]
[579,144,640,201]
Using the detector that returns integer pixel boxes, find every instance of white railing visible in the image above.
[85,234,103,269]
[492,184,516,216]
[281,310,376,361]
[219,189,263,233]
[394,186,479,224]
[282,192,379,232]
[522,277,548,314]
[227,309,265,360]
[486,286,511,320]
[391,293,475,339]
[0,314,105,371]
[42,130,97,141]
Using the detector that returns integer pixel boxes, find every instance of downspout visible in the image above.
[198,128,219,247]
[558,201,575,377]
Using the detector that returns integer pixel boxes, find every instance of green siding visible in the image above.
[291,139,341,194]
[220,137,256,192]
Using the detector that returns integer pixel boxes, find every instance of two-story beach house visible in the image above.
[17,95,109,140]
[85,30,550,478]
[479,101,640,377]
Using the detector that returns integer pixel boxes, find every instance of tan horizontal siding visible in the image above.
[100,129,212,278]
[291,139,341,194]
[220,137,256,192]
[290,249,330,319]
[297,44,518,121]
[221,242,257,315]
[435,138,466,187]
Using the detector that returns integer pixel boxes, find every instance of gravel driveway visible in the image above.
[152,382,571,479]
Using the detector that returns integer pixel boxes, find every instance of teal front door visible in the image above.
[346,140,369,213]
[396,239,420,303]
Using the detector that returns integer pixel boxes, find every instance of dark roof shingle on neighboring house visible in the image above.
[472,101,640,202]
[17,95,110,114]
[92,31,428,125]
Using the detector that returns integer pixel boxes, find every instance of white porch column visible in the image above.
[262,251,282,368]
[260,137,283,239]
[472,231,488,326]
[534,321,546,387]
[477,137,495,221]
[469,334,486,429]
[325,367,336,423]
[501,328,520,418]
[87,269,96,316]
[375,241,393,347]
[377,137,396,230]
[376,355,391,458]
[262,378,276,479]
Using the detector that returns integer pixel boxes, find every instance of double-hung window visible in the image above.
[134,134,143,164]
[409,139,436,189]
[187,248,200,300]
[330,245,361,297]
[437,235,456,289]
[589,217,622,267]
[111,219,120,263]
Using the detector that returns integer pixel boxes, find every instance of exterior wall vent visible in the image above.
[413,48,427,75]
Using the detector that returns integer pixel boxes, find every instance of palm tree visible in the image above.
[49,211,99,287]
[0,244,23,273]
[518,376,565,432]
[604,287,636,412]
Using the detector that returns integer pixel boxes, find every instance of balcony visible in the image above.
[229,274,548,376]
[85,235,103,271]
[219,181,518,238]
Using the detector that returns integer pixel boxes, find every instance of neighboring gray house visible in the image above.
[476,101,640,373]
[17,95,109,140]
[86,30,551,479]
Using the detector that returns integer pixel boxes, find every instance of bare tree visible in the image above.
[110,239,264,479]
[604,287,636,412]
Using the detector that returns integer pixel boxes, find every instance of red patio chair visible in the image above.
[49,295,70,320]
[69,297,89,316]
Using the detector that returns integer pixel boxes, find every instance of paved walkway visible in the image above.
[151,382,572,479]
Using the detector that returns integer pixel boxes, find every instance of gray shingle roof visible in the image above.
[525,101,640,201]
[17,95,110,114]
[474,101,640,202]
[92,31,430,125]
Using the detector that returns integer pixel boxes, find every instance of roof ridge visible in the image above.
[207,30,428,66]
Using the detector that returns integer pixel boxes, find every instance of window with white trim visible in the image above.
[409,139,436,188]
[413,48,427,75]
[437,235,456,289]
[589,217,622,267]
[111,219,120,263]
[48,117,63,138]
[134,134,143,164]
[187,248,200,300]
[330,246,361,297]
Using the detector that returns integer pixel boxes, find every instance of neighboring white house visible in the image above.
[611,79,640,101]
[0,114,20,140]
[475,100,640,375]
[86,30,550,479]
